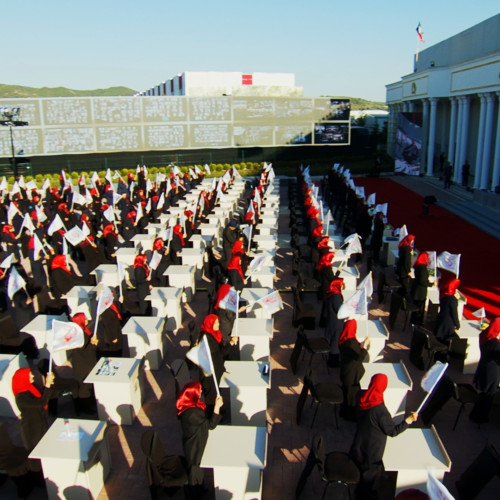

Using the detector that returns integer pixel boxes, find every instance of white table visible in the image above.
[122,316,166,370]
[180,247,205,280]
[91,264,120,287]
[241,287,275,319]
[250,266,276,289]
[360,362,412,418]
[115,247,137,267]
[333,265,359,290]
[384,426,451,494]
[201,425,267,500]
[200,223,220,246]
[21,314,69,366]
[454,319,483,375]
[131,233,155,251]
[145,287,183,331]
[190,234,213,249]
[85,357,143,425]
[163,265,196,302]
[253,234,277,250]
[0,353,28,417]
[356,319,389,362]
[235,318,273,361]
[30,418,111,500]
[383,236,400,266]
[257,224,276,236]
[64,285,97,320]
[220,360,270,426]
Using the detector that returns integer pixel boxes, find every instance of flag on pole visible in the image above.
[7,202,20,224]
[242,224,252,245]
[218,287,239,314]
[436,251,460,276]
[105,168,113,184]
[0,177,7,192]
[96,287,115,316]
[103,205,115,222]
[72,191,87,207]
[7,266,26,299]
[344,233,363,256]
[416,22,425,42]
[337,289,367,319]
[0,254,14,269]
[19,213,35,234]
[64,226,87,247]
[204,164,211,174]
[398,224,408,242]
[35,205,47,223]
[417,361,448,413]
[472,308,486,321]
[51,319,85,352]
[256,290,283,315]
[135,203,143,225]
[357,271,373,299]
[33,234,45,260]
[427,468,454,500]
[367,193,376,206]
[186,335,215,377]
[47,214,65,236]
[149,251,162,271]
[232,165,242,180]
[156,192,165,210]
[247,254,269,275]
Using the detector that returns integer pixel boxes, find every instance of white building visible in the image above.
[386,14,500,190]
[350,109,389,132]
[138,71,303,98]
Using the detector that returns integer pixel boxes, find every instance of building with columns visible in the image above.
[386,14,500,191]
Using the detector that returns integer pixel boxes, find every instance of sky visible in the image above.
[1,1,499,102]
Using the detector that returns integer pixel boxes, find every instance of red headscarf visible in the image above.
[201,314,222,344]
[51,255,71,274]
[72,312,92,337]
[126,211,137,222]
[317,236,330,251]
[338,318,358,346]
[214,284,232,310]
[231,238,245,256]
[133,254,149,277]
[173,224,185,246]
[327,277,344,296]
[153,238,164,251]
[12,368,42,398]
[413,251,429,267]
[479,317,500,345]
[2,224,16,239]
[227,255,244,281]
[176,381,207,416]
[317,251,335,273]
[312,225,324,238]
[103,224,117,238]
[439,277,460,297]
[398,234,415,249]
[359,373,388,410]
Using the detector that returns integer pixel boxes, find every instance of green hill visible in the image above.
[0,84,137,98]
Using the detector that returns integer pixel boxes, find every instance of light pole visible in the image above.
[0,107,29,179]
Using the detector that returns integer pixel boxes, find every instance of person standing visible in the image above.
[443,161,453,189]
[410,251,431,325]
[434,277,461,345]
[350,374,418,499]
[462,160,471,188]
[397,234,415,298]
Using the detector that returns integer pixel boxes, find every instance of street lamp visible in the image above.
[0,106,29,179]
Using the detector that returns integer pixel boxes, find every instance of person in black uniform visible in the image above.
[433,276,460,345]
[133,254,152,315]
[396,234,415,298]
[169,224,185,265]
[410,251,432,326]
[176,381,223,497]
[370,212,385,264]
[350,373,418,499]
[470,317,500,424]
[97,293,124,358]
[338,318,370,421]
[221,220,239,268]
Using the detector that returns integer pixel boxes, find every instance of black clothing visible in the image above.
[69,334,97,398]
[99,306,123,355]
[339,338,368,415]
[222,226,238,267]
[134,266,151,315]
[410,265,430,325]
[370,219,384,263]
[200,333,230,405]
[169,235,184,265]
[397,246,412,297]
[179,407,222,485]
[434,294,460,343]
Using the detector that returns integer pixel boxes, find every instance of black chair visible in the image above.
[169,359,191,398]
[389,293,417,330]
[298,325,330,370]
[296,370,343,428]
[295,432,360,500]
[297,267,321,293]
[292,286,316,330]
[376,270,401,304]
[140,430,188,499]
[449,378,479,430]
[456,442,500,500]
[409,325,448,371]
[206,285,216,315]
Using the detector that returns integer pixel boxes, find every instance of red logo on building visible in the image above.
[242,74,253,85]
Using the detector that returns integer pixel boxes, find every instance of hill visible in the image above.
[0,84,137,98]
[0,84,387,108]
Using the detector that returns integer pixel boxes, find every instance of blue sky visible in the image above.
[2,1,498,102]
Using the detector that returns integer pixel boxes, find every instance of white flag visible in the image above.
[51,319,84,352]
[0,177,7,192]
[156,192,165,210]
[72,191,87,206]
[96,287,115,316]
[117,261,126,284]
[398,224,408,242]
[355,186,366,199]
[186,335,215,377]
[105,168,113,184]
[232,165,242,179]
[19,213,35,233]
[26,180,37,191]
[7,266,26,299]
[204,164,211,174]
[90,171,100,187]
[247,254,269,275]
[145,198,151,213]
[135,203,143,224]
[81,222,90,237]
[64,226,86,246]
[222,170,231,184]
[417,361,449,413]
[345,233,363,256]
[112,192,122,205]
[7,202,20,224]
[242,224,252,244]
[256,290,283,315]
[33,234,45,260]
[436,251,460,277]
[472,307,486,320]
[357,271,373,299]
[367,193,376,206]
[427,467,454,500]
[103,205,115,222]
[47,214,65,236]
[149,251,162,271]
[41,178,51,193]
[0,254,14,269]
[218,287,239,314]
[337,289,367,319]
[35,205,47,223]
[10,182,20,197]
[373,203,388,216]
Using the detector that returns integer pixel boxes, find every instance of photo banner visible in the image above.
[394,112,422,175]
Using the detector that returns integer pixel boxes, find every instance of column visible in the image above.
[490,92,500,191]
[457,95,471,184]
[421,99,429,174]
[479,93,495,189]
[447,97,458,166]
[454,97,464,180]
[426,98,438,176]
[474,94,487,189]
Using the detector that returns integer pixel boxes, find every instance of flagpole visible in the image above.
[204,336,220,398]
[93,292,101,337]
[233,292,240,339]
[416,363,448,413]
[48,320,55,374]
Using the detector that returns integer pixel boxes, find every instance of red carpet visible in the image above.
[355,177,500,320]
